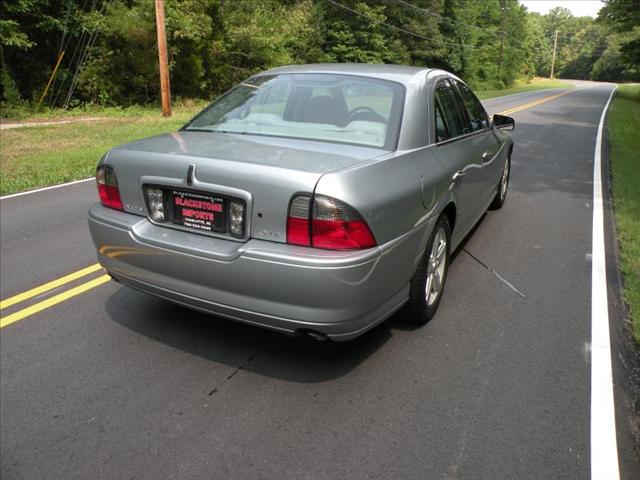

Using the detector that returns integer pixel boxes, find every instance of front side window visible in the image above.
[433,79,467,142]
[185,74,405,149]
[454,80,488,132]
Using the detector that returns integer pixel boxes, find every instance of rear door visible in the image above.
[431,78,486,236]
[452,79,502,204]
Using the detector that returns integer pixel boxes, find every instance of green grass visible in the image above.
[608,84,640,343]
[0,101,206,195]
[476,77,574,100]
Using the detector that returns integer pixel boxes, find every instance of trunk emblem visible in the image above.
[187,164,195,186]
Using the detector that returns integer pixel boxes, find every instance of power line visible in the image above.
[63,0,112,108]
[327,0,435,41]
[57,0,74,53]
[394,0,506,35]
[51,0,95,107]
[326,0,493,50]
[544,32,610,55]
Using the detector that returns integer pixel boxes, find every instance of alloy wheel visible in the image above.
[501,160,510,200]
[425,227,447,306]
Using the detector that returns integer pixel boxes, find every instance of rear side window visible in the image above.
[434,98,450,143]
[434,79,467,142]
[255,78,291,117]
[454,80,488,132]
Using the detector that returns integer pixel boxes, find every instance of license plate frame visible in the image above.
[170,189,226,234]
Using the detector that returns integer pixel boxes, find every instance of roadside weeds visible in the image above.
[608,84,640,343]
[476,77,574,100]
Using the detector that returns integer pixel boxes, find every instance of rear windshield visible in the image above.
[185,74,405,149]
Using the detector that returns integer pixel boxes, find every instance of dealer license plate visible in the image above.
[172,190,225,233]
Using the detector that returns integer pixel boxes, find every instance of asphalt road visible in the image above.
[1,84,638,479]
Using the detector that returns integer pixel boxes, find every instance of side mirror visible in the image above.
[493,114,515,131]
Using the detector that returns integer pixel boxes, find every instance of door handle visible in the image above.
[452,170,466,182]
[481,151,494,164]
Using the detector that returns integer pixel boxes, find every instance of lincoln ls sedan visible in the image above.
[88,63,514,341]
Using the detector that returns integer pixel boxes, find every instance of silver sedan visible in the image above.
[88,63,514,341]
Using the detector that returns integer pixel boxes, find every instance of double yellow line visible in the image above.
[0,264,110,328]
[0,88,578,330]
[497,89,575,116]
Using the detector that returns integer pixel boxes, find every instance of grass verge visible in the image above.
[0,101,206,195]
[476,77,574,100]
[1,101,204,123]
[608,84,640,343]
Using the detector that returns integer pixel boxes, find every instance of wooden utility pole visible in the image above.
[550,30,559,79]
[154,0,172,117]
[496,0,507,82]
[497,31,505,81]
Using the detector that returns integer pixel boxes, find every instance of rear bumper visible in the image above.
[88,204,418,341]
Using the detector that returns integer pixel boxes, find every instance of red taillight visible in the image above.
[286,194,376,250]
[311,195,376,250]
[96,165,123,211]
[312,218,376,250]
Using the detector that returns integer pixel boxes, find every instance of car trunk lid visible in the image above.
[105,131,384,244]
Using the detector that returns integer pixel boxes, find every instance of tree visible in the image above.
[590,35,627,81]
[1,0,634,112]
[598,0,640,79]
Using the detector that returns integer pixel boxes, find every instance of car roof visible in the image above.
[256,63,439,86]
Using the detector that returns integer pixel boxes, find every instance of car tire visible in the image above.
[490,155,511,210]
[405,215,451,325]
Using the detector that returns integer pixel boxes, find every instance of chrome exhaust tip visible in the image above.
[296,329,329,342]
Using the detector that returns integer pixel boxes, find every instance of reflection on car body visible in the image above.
[88,63,514,341]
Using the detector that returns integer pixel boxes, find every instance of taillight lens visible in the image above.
[146,188,165,221]
[286,194,376,250]
[311,196,376,250]
[229,200,245,237]
[96,165,123,211]
[287,195,311,246]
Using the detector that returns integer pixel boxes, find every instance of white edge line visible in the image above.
[591,85,619,480]
[0,177,94,200]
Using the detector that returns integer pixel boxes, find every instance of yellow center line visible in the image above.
[0,263,102,310]
[0,274,111,328]
[496,89,576,116]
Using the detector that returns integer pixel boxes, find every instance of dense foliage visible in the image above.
[1,0,638,112]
